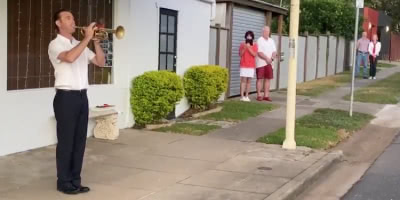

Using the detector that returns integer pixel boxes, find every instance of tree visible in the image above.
[300,0,362,38]
[265,0,362,38]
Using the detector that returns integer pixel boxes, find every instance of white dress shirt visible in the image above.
[48,34,95,90]
[256,37,277,68]
[368,41,382,57]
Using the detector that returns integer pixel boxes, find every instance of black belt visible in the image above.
[358,51,369,54]
[56,89,87,94]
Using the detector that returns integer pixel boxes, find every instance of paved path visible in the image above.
[0,129,338,200]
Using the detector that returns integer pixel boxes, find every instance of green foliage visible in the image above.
[130,71,184,125]
[299,0,362,39]
[184,65,228,109]
[265,0,364,38]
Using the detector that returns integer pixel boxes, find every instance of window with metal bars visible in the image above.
[7,0,114,90]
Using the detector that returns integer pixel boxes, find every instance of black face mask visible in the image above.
[246,39,253,45]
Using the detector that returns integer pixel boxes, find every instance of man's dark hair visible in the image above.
[53,9,70,32]
[244,31,255,40]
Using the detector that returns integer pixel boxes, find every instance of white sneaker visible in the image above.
[245,96,251,102]
[373,77,376,80]
[369,77,372,80]
[240,97,246,101]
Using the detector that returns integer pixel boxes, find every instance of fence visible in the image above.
[209,25,229,68]
[390,33,400,61]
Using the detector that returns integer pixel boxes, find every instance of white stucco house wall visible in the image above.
[0,0,215,156]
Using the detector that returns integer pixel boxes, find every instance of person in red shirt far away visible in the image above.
[368,34,381,80]
[239,31,258,102]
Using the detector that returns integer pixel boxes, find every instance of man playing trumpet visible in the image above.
[48,9,105,195]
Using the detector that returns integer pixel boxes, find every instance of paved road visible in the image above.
[343,133,400,200]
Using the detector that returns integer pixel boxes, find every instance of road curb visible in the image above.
[264,150,343,200]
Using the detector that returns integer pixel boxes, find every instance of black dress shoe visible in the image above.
[74,185,90,193]
[57,185,80,195]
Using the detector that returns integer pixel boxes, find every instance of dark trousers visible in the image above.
[369,55,378,77]
[53,89,89,188]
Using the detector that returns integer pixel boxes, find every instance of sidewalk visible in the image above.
[1,66,399,200]
[0,129,341,200]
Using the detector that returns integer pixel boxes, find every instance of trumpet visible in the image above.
[75,25,125,40]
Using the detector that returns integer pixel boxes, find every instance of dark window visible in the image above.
[7,0,114,90]
[158,8,178,72]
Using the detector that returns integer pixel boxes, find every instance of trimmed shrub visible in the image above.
[130,71,184,125]
[184,65,228,109]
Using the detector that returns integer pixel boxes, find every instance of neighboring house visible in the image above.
[0,0,215,156]
[361,7,379,40]
[378,11,392,60]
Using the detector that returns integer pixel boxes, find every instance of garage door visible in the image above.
[229,6,266,96]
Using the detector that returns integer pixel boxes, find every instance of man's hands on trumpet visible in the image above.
[82,22,98,42]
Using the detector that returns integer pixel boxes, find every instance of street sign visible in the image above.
[356,0,364,8]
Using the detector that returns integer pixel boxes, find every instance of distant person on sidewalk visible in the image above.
[256,26,276,102]
[355,32,370,79]
[368,34,381,80]
[239,31,258,102]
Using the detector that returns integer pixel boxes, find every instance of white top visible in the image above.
[256,37,277,68]
[368,41,381,57]
[48,34,95,90]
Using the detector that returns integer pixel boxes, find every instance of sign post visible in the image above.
[350,0,363,117]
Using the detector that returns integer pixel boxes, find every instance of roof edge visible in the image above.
[216,0,288,15]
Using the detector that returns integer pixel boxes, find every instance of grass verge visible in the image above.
[154,123,220,136]
[257,109,374,149]
[202,100,278,121]
[343,72,400,104]
[296,71,351,97]
[378,63,397,68]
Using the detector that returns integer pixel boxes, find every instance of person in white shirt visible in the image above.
[48,9,105,195]
[368,34,381,80]
[255,26,277,101]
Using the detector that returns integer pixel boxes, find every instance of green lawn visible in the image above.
[257,109,374,149]
[154,123,220,136]
[296,71,351,97]
[378,63,397,68]
[343,72,400,104]
[202,100,278,121]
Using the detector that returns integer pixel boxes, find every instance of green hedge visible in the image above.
[130,71,184,125]
[184,65,228,109]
